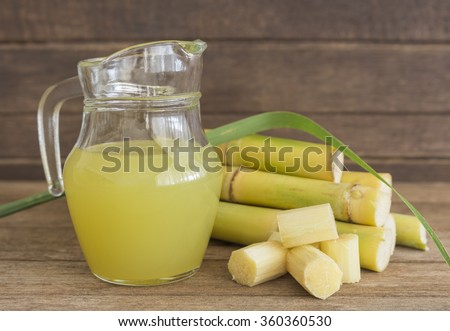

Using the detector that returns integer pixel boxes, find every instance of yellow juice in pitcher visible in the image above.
[63,140,223,285]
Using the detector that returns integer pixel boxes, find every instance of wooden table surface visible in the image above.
[0,180,449,311]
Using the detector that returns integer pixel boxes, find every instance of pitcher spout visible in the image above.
[77,40,206,100]
[177,39,207,56]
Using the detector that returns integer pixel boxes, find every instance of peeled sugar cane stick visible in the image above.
[268,231,320,248]
[212,201,391,271]
[320,234,361,283]
[391,213,429,251]
[336,221,393,272]
[340,171,392,196]
[268,231,282,242]
[212,201,279,245]
[287,245,343,300]
[383,214,397,255]
[217,134,344,182]
[221,166,391,226]
[277,204,338,248]
[228,241,287,287]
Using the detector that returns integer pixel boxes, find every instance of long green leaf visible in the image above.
[0,190,59,217]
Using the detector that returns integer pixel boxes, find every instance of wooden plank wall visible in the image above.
[1,0,450,181]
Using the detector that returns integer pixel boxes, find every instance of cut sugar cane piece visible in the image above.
[217,134,344,182]
[221,166,391,226]
[228,241,287,287]
[341,171,392,195]
[383,214,397,255]
[268,231,319,248]
[277,204,338,248]
[311,242,321,249]
[269,231,319,248]
[212,201,391,271]
[320,234,361,283]
[212,202,278,245]
[336,221,392,272]
[391,213,429,251]
[268,231,281,242]
[287,245,343,300]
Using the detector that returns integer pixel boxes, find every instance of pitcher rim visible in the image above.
[78,39,207,68]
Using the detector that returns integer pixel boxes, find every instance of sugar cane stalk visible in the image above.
[217,134,344,182]
[221,166,391,226]
[341,171,392,196]
[212,202,279,245]
[391,213,428,251]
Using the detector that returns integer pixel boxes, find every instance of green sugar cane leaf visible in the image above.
[1,111,448,267]
[205,111,450,267]
[0,190,59,218]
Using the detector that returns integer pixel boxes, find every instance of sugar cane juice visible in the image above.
[63,140,222,285]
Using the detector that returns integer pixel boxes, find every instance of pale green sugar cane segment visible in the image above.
[212,201,279,245]
[391,213,428,251]
[221,166,390,227]
[0,111,448,268]
[216,134,343,182]
[205,111,449,267]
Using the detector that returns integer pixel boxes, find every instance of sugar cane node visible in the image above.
[220,166,391,227]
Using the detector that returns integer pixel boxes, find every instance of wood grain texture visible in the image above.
[3,158,450,182]
[3,42,450,114]
[1,2,450,182]
[1,113,449,158]
[2,0,450,42]
[0,181,448,310]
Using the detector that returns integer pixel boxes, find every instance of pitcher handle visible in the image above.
[37,76,83,196]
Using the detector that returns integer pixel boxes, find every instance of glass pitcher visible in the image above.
[37,40,223,285]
